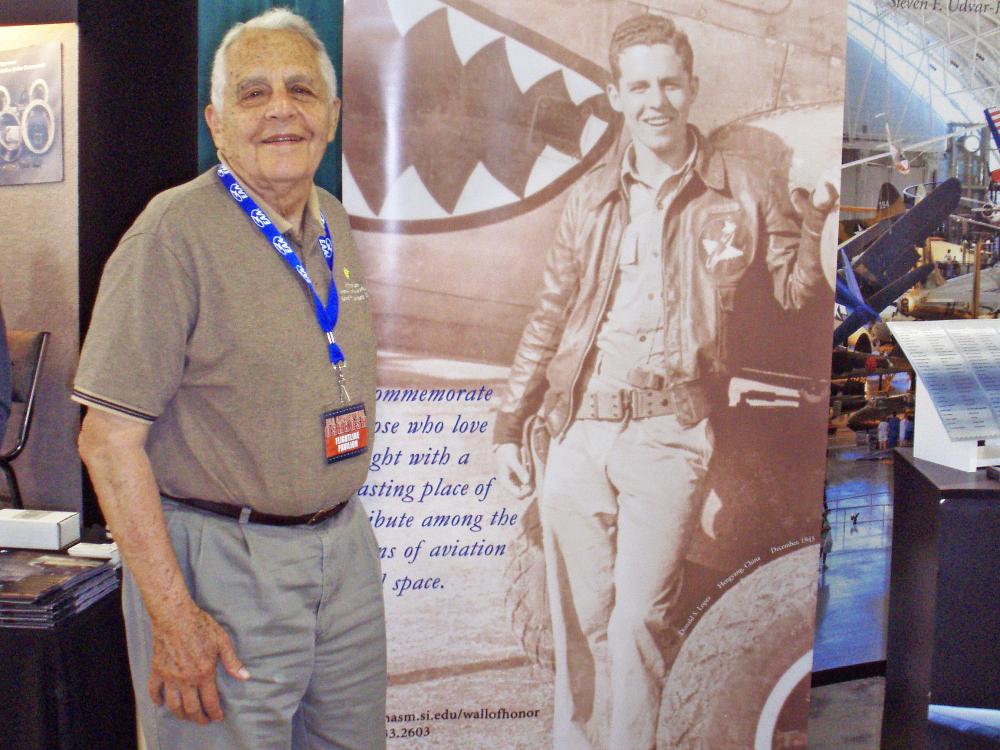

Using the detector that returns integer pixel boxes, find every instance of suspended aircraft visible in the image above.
[838,182,905,243]
[833,178,962,348]
[904,258,1000,320]
[841,127,970,174]
[847,392,913,432]
[830,347,909,381]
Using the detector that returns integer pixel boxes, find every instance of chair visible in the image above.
[0,330,49,509]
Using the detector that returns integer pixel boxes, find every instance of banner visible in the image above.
[344,1,846,747]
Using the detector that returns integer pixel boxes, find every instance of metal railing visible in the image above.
[825,491,894,553]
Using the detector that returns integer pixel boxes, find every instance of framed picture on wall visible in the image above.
[0,41,63,186]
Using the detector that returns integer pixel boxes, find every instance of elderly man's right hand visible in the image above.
[148,601,249,724]
[496,443,534,499]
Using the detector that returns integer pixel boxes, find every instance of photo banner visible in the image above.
[343,1,848,747]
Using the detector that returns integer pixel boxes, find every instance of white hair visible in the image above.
[210,7,338,113]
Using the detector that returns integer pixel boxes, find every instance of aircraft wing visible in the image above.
[838,218,894,262]
[835,248,878,316]
[852,177,961,290]
[865,263,936,314]
[830,180,959,347]
[832,263,936,347]
[841,132,969,170]
[852,243,920,296]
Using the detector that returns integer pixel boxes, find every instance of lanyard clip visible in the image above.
[334,362,350,403]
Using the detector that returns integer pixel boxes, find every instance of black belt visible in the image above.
[162,494,349,526]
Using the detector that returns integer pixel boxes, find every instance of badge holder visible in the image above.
[322,363,369,464]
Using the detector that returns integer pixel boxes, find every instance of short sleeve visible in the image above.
[73,231,196,421]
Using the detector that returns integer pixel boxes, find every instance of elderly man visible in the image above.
[75,9,384,750]
[495,14,836,750]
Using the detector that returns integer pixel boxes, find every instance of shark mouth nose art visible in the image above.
[343,0,622,234]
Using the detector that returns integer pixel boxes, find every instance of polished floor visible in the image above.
[814,438,893,674]
[807,431,893,748]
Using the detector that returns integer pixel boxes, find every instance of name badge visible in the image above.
[322,404,369,463]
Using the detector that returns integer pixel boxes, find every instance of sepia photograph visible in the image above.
[343,0,846,746]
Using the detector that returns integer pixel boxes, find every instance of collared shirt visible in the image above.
[591,140,697,389]
[73,167,377,515]
[219,156,333,305]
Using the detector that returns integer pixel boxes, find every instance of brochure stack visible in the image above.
[0,550,119,629]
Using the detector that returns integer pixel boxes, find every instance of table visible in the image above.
[0,590,135,750]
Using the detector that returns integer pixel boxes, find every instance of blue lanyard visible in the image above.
[216,164,347,368]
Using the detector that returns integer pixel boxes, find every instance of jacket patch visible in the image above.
[698,213,751,282]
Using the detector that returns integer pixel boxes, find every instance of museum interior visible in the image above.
[2,0,1000,748]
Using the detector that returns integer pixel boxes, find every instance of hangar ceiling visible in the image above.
[847,0,999,142]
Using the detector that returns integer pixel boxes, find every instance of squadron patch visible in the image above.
[699,213,751,282]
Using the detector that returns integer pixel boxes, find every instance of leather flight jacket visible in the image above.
[494,128,831,445]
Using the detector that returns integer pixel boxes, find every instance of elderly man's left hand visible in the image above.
[149,602,249,724]
[78,409,251,725]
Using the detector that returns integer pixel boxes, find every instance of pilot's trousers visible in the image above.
[540,414,712,750]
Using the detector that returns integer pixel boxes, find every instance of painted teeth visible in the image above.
[385,0,603,102]
[343,117,609,221]
[344,1,614,222]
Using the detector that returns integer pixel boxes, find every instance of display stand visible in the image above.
[881,450,1000,749]
[913,378,1000,471]
[889,320,1000,471]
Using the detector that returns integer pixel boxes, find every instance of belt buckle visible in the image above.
[598,390,626,421]
[610,390,628,420]
[629,389,642,417]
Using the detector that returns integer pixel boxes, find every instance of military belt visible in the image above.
[577,388,675,421]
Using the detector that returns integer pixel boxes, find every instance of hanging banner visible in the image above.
[343,1,847,747]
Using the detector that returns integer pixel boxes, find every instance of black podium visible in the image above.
[0,591,135,750]
[881,449,1000,749]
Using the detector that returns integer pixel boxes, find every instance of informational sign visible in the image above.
[0,42,62,186]
[889,320,1000,442]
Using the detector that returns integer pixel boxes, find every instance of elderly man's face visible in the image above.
[205,29,339,203]
[607,43,697,168]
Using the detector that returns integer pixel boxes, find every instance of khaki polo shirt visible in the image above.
[74,167,377,516]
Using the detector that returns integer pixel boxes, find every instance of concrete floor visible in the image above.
[808,677,886,749]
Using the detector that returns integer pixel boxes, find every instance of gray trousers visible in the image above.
[124,498,387,750]
[541,415,712,750]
